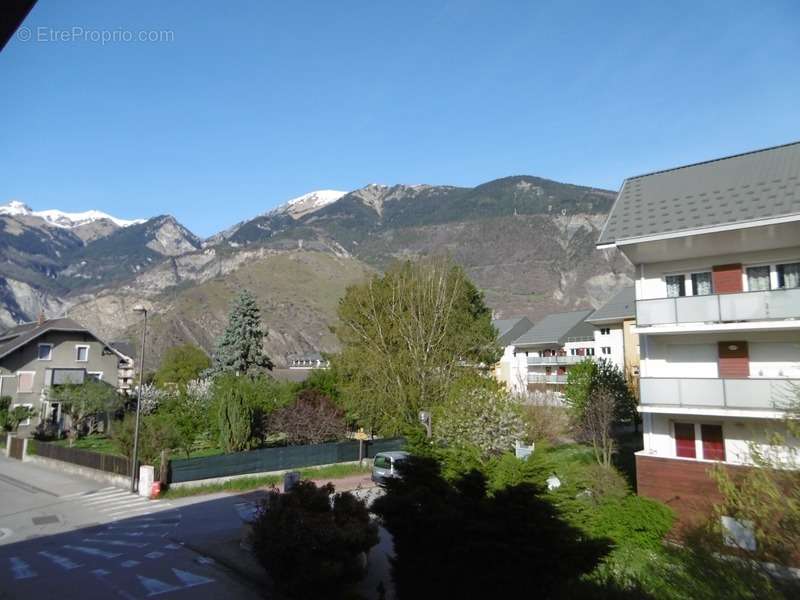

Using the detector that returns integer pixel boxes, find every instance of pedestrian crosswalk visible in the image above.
[65,486,173,520]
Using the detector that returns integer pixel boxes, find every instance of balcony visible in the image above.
[636,287,800,327]
[528,374,568,384]
[528,355,595,366]
[640,377,798,410]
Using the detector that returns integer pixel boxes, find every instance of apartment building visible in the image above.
[586,286,639,384]
[597,141,800,524]
[491,317,535,394]
[514,309,596,388]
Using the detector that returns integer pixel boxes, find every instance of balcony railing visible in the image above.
[636,287,800,326]
[640,377,798,410]
[528,374,568,384]
[527,355,595,365]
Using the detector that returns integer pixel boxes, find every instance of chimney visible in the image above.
[37,311,45,325]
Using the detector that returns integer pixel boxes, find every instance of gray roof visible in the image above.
[0,317,132,361]
[513,309,595,348]
[587,287,635,323]
[492,316,534,346]
[598,141,800,246]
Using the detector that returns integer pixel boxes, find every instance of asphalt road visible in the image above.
[0,456,264,600]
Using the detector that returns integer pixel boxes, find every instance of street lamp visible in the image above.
[130,305,148,493]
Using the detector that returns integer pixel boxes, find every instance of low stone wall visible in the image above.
[168,460,364,490]
[23,453,130,489]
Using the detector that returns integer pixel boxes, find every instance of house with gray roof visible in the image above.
[491,317,534,393]
[586,286,639,381]
[0,317,134,436]
[596,141,800,528]
[513,309,596,387]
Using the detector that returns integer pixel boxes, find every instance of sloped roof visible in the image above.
[492,316,534,347]
[598,141,800,246]
[587,287,635,323]
[0,317,132,361]
[513,309,595,348]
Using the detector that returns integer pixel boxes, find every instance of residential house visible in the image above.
[0,317,134,436]
[586,286,639,383]
[491,317,535,394]
[288,352,330,370]
[513,310,596,389]
[597,141,800,526]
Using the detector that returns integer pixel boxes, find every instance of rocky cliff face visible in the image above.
[1,175,630,364]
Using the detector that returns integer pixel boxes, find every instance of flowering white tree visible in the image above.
[137,383,167,415]
[434,386,526,457]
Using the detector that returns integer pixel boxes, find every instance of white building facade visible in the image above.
[597,142,800,523]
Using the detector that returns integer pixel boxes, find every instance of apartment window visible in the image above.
[601,347,612,355]
[12,403,33,426]
[600,328,610,335]
[37,343,53,361]
[570,349,576,356]
[87,372,103,382]
[746,266,771,291]
[691,272,713,296]
[586,348,595,356]
[701,424,726,461]
[16,371,35,394]
[665,275,686,298]
[75,345,89,362]
[777,262,800,289]
[674,422,696,458]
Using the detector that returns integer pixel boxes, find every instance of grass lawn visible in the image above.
[159,462,372,500]
[52,435,123,456]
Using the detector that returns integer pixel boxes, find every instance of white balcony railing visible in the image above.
[636,287,800,326]
[640,377,798,410]
[528,374,569,384]
[527,355,595,366]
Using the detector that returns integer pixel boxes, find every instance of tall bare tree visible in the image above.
[579,386,617,467]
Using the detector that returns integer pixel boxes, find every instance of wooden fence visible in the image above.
[30,440,130,476]
[169,437,405,484]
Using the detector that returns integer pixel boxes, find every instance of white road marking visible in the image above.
[145,551,164,559]
[98,499,149,512]
[136,574,181,596]
[195,556,214,565]
[61,486,118,499]
[120,560,140,568]
[63,545,121,559]
[38,551,82,570]
[173,568,215,588]
[164,543,181,550]
[9,557,36,580]
[91,568,111,576]
[82,538,149,548]
[84,493,136,507]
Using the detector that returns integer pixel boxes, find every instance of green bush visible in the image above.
[251,480,378,598]
[215,376,255,453]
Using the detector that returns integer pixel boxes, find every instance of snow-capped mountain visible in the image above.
[0,200,144,228]
[273,190,347,219]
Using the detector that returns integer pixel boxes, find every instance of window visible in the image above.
[691,272,713,296]
[87,372,103,382]
[75,345,89,362]
[600,328,610,335]
[601,346,612,355]
[674,422,696,458]
[746,266,770,291]
[701,424,725,461]
[570,349,576,356]
[777,262,800,289]
[373,456,390,469]
[37,343,53,361]
[16,371,35,394]
[665,275,686,297]
[586,347,595,356]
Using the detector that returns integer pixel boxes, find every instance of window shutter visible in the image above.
[674,422,696,458]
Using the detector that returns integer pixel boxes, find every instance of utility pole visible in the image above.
[130,306,148,493]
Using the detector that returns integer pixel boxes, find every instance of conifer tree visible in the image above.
[210,290,273,376]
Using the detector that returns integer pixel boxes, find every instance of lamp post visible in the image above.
[130,305,148,493]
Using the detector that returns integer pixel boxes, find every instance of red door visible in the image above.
[718,341,749,378]
[701,424,726,461]
[712,263,743,294]
[674,422,696,458]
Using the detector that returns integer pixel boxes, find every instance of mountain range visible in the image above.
[0,176,633,369]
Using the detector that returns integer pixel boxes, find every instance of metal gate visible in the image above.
[9,437,24,460]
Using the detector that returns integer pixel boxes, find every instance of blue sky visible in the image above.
[1,1,799,237]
